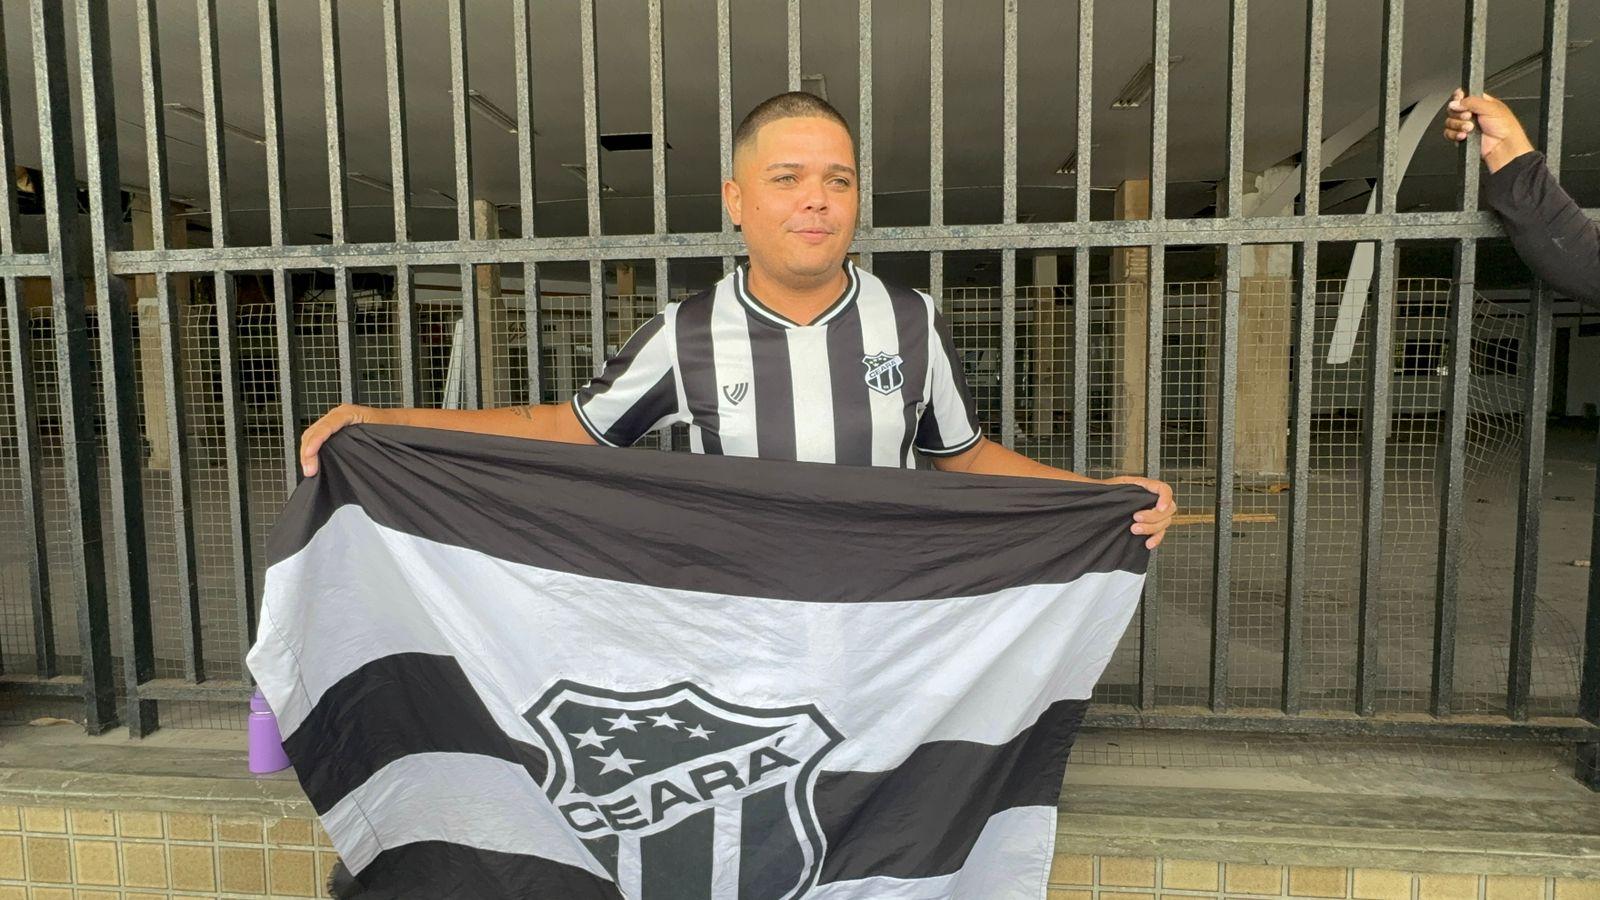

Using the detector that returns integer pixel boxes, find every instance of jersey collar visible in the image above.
[734,260,860,329]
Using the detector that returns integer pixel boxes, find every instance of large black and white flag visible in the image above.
[248,425,1149,899]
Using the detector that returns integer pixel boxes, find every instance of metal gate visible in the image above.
[0,0,1595,786]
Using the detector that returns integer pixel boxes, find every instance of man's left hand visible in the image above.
[1104,475,1177,550]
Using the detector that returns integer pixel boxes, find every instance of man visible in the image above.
[1444,89,1599,307]
[299,92,1176,548]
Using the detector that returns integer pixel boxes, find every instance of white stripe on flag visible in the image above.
[323,752,609,879]
[804,805,1055,900]
[252,505,1144,771]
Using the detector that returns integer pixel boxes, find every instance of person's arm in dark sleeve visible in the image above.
[1484,150,1600,308]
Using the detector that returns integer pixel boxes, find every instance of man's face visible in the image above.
[724,116,859,284]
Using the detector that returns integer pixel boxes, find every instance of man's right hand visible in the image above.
[1444,89,1535,174]
[300,403,385,477]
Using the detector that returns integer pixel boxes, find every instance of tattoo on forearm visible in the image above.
[510,404,536,421]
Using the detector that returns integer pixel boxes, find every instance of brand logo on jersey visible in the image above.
[862,352,905,396]
[722,382,749,405]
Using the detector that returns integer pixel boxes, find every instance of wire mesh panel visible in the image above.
[0,304,32,672]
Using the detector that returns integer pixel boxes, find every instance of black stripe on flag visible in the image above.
[282,653,548,814]
[347,841,622,899]
[813,698,1088,885]
[271,425,1150,604]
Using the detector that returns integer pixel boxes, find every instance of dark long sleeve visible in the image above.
[1484,151,1600,308]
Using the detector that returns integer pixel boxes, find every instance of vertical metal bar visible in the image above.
[134,0,202,684]
[1140,243,1164,710]
[589,259,606,380]
[0,0,53,680]
[511,0,534,242]
[928,0,943,307]
[77,0,156,735]
[319,0,356,407]
[647,0,670,347]
[447,0,479,407]
[1538,0,1568,175]
[1375,0,1404,214]
[197,0,257,673]
[1586,429,1600,725]
[1148,0,1170,225]
[1284,240,1318,716]
[523,262,544,402]
[1001,0,1017,226]
[995,1,1014,444]
[1072,246,1089,473]
[787,0,802,93]
[578,0,602,241]
[31,0,115,727]
[259,0,287,249]
[1509,0,1568,720]
[1360,10,1400,717]
[512,0,541,403]
[1070,0,1093,473]
[648,0,668,238]
[1141,0,1172,711]
[382,0,418,408]
[258,0,296,490]
[578,0,605,380]
[1001,250,1016,449]
[1073,0,1093,225]
[1283,0,1326,717]
[320,0,347,246]
[1357,239,1397,717]
[1221,0,1247,218]
[857,0,874,271]
[1210,244,1241,712]
[717,0,735,273]
[1433,0,1487,718]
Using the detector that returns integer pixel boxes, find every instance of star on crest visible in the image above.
[603,712,641,733]
[590,748,644,775]
[648,712,683,730]
[569,727,611,750]
[685,724,715,741]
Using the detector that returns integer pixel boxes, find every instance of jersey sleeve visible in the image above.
[914,301,984,457]
[571,312,683,447]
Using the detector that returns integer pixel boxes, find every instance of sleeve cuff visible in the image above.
[1484,150,1543,209]
[569,395,622,448]
[915,430,983,458]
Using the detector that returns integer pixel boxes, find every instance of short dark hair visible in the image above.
[732,91,854,168]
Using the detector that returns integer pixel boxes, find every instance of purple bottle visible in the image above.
[248,689,292,774]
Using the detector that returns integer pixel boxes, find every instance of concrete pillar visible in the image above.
[473,199,501,405]
[130,193,187,469]
[1029,255,1068,437]
[614,263,640,353]
[1220,166,1295,478]
[1112,180,1150,474]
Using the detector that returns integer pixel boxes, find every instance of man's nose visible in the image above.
[800,179,828,211]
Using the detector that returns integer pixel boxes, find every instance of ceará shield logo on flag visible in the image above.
[525,681,843,899]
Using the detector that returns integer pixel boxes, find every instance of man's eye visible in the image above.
[773,175,797,184]
[829,178,852,188]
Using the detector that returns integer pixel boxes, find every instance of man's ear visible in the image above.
[722,179,742,227]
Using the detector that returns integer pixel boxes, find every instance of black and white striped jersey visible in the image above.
[571,261,983,468]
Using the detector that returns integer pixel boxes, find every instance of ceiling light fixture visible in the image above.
[1485,41,1592,91]
[466,90,522,134]
[347,172,394,193]
[562,163,616,194]
[1110,56,1185,109]
[163,102,266,145]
